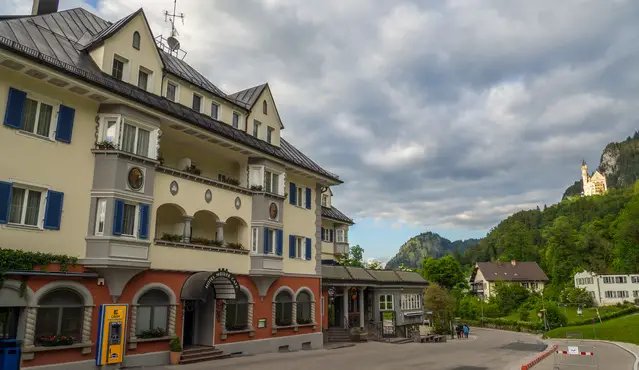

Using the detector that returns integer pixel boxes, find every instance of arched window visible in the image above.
[262,100,268,115]
[296,291,312,324]
[35,289,83,345]
[225,290,249,331]
[136,290,170,337]
[274,291,293,326]
[132,31,141,50]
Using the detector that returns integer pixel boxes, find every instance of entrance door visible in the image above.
[182,300,196,347]
[329,296,343,327]
[0,308,19,339]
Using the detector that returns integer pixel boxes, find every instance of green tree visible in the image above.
[366,260,382,270]
[336,245,364,267]
[420,255,467,290]
[560,287,594,308]
[612,197,639,273]
[542,216,582,283]
[496,221,537,262]
[424,284,455,334]
[491,281,530,314]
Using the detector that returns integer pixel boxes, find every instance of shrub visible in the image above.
[519,308,530,321]
[169,337,182,352]
[537,302,568,329]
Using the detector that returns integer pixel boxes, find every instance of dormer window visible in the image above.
[322,194,328,207]
[253,120,261,137]
[137,68,149,91]
[211,103,219,119]
[263,100,268,115]
[132,31,141,50]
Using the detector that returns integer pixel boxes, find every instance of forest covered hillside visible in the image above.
[385,232,479,269]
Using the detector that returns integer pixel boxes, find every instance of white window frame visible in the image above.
[112,54,129,82]
[322,194,328,207]
[192,93,203,113]
[379,294,394,311]
[251,227,258,253]
[18,90,59,141]
[336,229,345,243]
[121,202,139,238]
[211,102,220,120]
[295,186,305,207]
[267,126,274,144]
[266,228,276,254]
[94,199,107,236]
[165,80,179,102]
[6,181,48,229]
[253,119,261,138]
[264,168,282,195]
[632,276,639,284]
[296,237,305,259]
[401,294,421,310]
[137,66,153,92]
[97,114,158,159]
[232,112,243,129]
[322,227,330,242]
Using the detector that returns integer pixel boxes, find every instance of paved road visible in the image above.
[150,328,551,370]
[532,340,635,370]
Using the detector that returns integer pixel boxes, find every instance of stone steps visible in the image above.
[180,346,231,364]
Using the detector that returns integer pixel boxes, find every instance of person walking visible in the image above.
[456,325,462,339]
[463,324,469,339]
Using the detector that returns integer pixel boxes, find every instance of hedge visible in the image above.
[568,306,639,326]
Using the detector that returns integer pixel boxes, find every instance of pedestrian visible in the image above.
[463,324,469,339]
[456,325,462,339]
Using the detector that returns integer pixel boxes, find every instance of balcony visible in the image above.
[335,242,349,256]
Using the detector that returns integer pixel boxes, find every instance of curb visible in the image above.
[520,344,557,370]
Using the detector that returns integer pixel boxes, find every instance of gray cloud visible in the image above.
[6,0,639,231]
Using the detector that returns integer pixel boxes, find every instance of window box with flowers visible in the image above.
[38,335,74,347]
[138,328,167,339]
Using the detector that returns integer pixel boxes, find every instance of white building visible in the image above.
[574,271,639,306]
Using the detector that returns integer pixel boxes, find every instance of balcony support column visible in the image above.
[216,221,225,243]
[183,216,193,243]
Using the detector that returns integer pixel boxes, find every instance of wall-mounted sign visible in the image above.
[257,319,267,328]
[269,202,278,220]
[328,287,336,297]
[205,189,212,203]
[170,180,179,196]
[96,304,128,366]
[234,197,241,210]
[127,167,144,191]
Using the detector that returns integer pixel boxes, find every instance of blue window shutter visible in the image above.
[113,199,125,236]
[4,88,26,129]
[305,188,311,209]
[305,238,312,260]
[263,228,269,253]
[321,227,325,240]
[330,229,334,243]
[43,191,64,230]
[138,204,150,239]
[0,181,13,224]
[55,105,75,143]
[276,229,283,256]
[289,234,296,258]
[289,182,296,205]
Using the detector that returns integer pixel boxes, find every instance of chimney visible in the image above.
[32,0,59,16]
[511,260,517,266]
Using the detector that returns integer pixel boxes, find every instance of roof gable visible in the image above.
[230,83,284,129]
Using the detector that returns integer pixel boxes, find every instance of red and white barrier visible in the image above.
[556,350,594,356]
[520,344,558,370]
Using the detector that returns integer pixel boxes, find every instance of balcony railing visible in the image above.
[154,239,248,255]
[156,165,254,196]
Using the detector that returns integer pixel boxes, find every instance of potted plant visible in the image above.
[250,185,263,191]
[169,336,182,365]
[95,140,116,150]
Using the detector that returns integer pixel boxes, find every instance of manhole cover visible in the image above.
[449,367,488,370]
[501,342,548,352]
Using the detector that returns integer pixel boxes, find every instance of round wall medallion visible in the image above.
[269,202,278,220]
[234,197,242,210]
[205,189,212,203]
[127,167,144,191]
[170,180,179,196]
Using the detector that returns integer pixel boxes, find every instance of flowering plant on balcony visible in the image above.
[160,233,183,242]
[190,236,209,245]
[184,164,201,176]
[38,335,74,346]
[95,140,116,150]
[222,177,241,186]
[250,185,263,191]
[138,327,167,339]
[226,242,244,250]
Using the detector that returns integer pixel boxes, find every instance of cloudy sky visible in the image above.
[4,0,639,260]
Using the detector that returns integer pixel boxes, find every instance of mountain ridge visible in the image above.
[385,231,480,269]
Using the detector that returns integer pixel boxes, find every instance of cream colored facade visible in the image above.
[581,161,607,196]
[471,266,546,300]
[0,6,343,299]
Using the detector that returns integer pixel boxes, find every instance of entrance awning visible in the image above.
[180,269,240,301]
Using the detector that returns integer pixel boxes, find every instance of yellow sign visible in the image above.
[96,304,128,366]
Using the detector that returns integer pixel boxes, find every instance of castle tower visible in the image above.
[581,160,588,185]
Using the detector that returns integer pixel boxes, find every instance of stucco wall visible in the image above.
[282,173,318,275]
[246,86,281,147]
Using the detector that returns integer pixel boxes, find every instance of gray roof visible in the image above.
[322,265,428,286]
[472,261,549,282]
[82,9,141,50]
[228,83,266,109]
[0,8,340,182]
[321,206,354,224]
[160,50,227,99]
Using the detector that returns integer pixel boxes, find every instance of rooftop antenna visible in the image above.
[163,0,185,54]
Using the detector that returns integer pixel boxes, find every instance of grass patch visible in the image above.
[544,314,639,345]
[502,306,623,325]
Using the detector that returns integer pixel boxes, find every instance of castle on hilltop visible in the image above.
[582,160,608,196]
